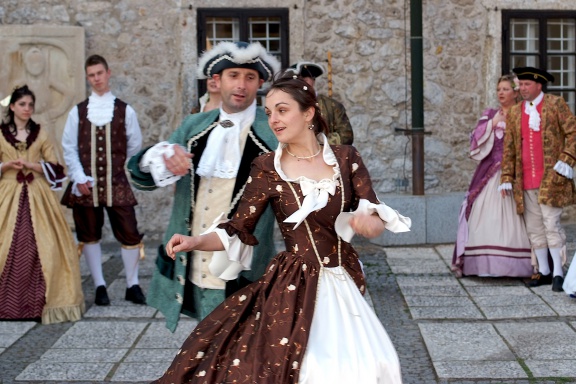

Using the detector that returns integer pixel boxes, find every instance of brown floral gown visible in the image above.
[153,139,407,383]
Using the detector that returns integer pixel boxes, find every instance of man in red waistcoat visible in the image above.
[61,55,145,306]
[500,66,576,292]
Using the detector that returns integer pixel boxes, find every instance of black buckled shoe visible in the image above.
[95,285,110,306]
[528,272,553,287]
[125,285,146,305]
[552,275,564,292]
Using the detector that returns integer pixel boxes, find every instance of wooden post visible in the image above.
[327,51,333,98]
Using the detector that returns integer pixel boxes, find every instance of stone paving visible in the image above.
[2,239,576,383]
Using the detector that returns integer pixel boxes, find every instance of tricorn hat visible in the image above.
[196,41,281,82]
[287,62,325,79]
[512,67,555,85]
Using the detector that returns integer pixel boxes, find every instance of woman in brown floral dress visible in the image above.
[153,73,411,383]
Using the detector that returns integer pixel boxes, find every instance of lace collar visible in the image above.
[87,91,116,126]
[273,133,340,184]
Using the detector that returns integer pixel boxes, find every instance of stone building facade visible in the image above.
[1,0,575,241]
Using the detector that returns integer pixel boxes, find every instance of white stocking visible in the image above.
[121,247,140,288]
[83,242,106,288]
[534,248,550,275]
[549,248,564,277]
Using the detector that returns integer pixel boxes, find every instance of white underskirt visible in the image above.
[299,266,403,384]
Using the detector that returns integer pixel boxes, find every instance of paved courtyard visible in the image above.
[1,239,576,383]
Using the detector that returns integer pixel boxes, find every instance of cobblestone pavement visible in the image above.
[2,238,576,384]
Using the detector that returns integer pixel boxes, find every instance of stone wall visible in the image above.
[1,0,574,241]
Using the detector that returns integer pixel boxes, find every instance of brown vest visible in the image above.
[62,98,137,207]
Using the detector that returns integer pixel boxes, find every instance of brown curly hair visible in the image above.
[266,71,329,136]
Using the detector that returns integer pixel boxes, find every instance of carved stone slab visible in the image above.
[0,25,86,159]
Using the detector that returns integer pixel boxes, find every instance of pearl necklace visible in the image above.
[285,146,322,161]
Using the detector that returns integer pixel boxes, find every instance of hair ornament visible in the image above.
[293,75,297,80]
[1,84,28,107]
[0,95,10,107]
[303,86,308,91]
[508,71,520,91]
[512,77,520,91]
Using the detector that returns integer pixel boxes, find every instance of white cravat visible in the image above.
[524,92,544,131]
[197,100,256,178]
[273,134,340,229]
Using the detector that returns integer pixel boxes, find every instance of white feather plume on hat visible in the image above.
[196,41,281,82]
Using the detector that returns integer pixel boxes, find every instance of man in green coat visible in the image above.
[128,41,280,331]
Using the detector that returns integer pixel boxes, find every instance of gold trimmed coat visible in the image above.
[500,94,576,213]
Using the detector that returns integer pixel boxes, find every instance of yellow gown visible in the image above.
[0,124,84,324]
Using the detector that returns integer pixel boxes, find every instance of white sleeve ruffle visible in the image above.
[554,160,574,179]
[40,161,67,191]
[203,212,254,281]
[335,199,411,242]
[498,182,512,192]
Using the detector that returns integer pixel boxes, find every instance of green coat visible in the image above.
[127,108,278,331]
[501,93,576,214]
[317,93,354,145]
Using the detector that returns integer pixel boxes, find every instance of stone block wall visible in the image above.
[1,0,574,242]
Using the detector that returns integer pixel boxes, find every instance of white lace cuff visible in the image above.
[554,160,573,179]
[139,141,183,187]
[334,199,411,242]
[498,182,512,192]
[203,212,254,281]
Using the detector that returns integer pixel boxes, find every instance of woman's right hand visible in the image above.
[166,234,197,259]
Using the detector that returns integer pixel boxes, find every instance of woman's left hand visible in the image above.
[21,160,33,169]
[350,213,386,239]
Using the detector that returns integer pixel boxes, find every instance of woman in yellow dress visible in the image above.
[0,85,84,324]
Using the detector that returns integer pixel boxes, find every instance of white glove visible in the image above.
[140,142,187,187]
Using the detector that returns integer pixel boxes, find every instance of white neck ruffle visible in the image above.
[275,134,341,229]
[87,91,116,126]
[524,92,544,131]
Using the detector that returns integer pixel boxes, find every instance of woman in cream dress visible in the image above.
[452,74,532,277]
